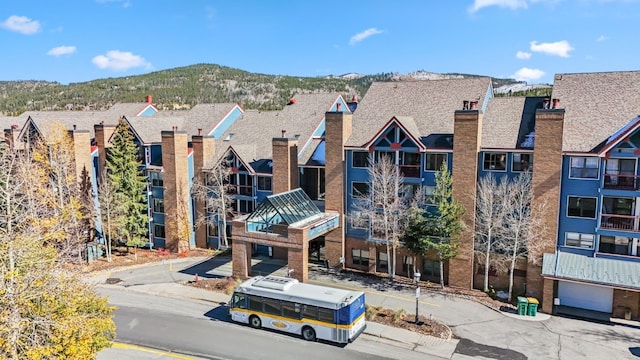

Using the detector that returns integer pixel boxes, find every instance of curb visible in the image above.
[86,256,212,278]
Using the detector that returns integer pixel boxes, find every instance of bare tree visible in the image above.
[192,156,233,248]
[351,154,412,280]
[98,171,124,262]
[474,173,509,292]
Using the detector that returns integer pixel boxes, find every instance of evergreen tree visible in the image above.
[105,118,149,252]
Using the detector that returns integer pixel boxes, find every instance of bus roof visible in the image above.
[235,275,364,309]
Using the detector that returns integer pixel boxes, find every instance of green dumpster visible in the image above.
[517,297,528,316]
[527,297,539,316]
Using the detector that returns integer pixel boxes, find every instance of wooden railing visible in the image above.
[399,165,420,178]
[603,173,640,190]
[600,213,640,232]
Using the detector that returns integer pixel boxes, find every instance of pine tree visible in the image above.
[424,163,465,288]
[105,118,149,253]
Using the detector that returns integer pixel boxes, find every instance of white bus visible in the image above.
[228,275,366,343]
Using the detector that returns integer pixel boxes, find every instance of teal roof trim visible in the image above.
[542,251,640,290]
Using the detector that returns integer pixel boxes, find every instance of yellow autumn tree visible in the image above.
[0,132,115,359]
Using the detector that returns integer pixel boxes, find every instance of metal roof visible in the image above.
[542,251,640,290]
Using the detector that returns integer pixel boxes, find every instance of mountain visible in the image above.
[0,64,537,115]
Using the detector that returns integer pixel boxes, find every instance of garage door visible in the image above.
[557,281,613,313]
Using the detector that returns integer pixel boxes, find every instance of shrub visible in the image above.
[392,308,406,323]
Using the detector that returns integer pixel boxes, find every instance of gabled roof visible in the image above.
[552,71,640,152]
[17,111,118,140]
[104,102,156,118]
[346,78,492,147]
[481,96,543,149]
[597,116,640,156]
[184,103,239,138]
[216,93,342,164]
[125,115,185,144]
[542,252,640,290]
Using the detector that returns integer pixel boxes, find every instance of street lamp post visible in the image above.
[414,272,421,324]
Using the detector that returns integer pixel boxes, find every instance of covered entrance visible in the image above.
[231,188,339,282]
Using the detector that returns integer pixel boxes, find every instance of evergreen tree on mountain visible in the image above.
[105,117,149,252]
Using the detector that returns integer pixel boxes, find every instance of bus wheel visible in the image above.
[301,326,316,342]
[249,315,261,329]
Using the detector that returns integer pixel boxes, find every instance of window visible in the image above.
[423,259,441,278]
[402,152,420,166]
[318,308,335,323]
[567,196,597,218]
[262,298,281,316]
[483,153,507,171]
[352,249,369,266]
[570,157,599,179]
[281,301,300,319]
[402,256,413,273]
[565,232,595,249]
[350,211,369,229]
[599,235,630,255]
[352,182,370,197]
[353,151,369,168]
[512,153,532,172]
[248,295,263,311]
[154,224,165,238]
[232,293,247,309]
[302,304,318,320]
[207,223,219,237]
[257,176,272,191]
[153,198,164,213]
[377,252,388,271]
[423,186,435,206]
[426,153,447,171]
[149,171,163,187]
[375,151,396,164]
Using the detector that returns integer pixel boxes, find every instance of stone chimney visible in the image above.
[68,129,93,185]
[450,107,483,289]
[161,130,191,253]
[323,111,353,269]
[528,105,565,313]
[272,135,299,194]
[192,134,215,248]
[94,123,116,178]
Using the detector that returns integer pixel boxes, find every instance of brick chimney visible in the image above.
[192,134,215,248]
[146,95,153,104]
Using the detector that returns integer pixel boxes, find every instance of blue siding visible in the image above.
[558,155,600,254]
[211,106,243,139]
[139,106,157,117]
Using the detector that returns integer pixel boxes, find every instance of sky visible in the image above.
[1,0,639,85]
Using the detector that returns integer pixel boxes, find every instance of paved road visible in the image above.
[93,255,640,360]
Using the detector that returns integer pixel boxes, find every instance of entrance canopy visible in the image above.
[246,188,324,232]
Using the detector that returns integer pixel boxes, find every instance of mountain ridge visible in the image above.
[0,63,550,116]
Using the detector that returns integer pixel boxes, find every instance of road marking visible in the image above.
[309,279,440,307]
[112,342,197,359]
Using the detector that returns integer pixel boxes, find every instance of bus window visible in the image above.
[318,308,335,323]
[282,301,300,319]
[302,304,318,320]
[263,298,281,316]
[248,296,263,312]
[232,293,247,309]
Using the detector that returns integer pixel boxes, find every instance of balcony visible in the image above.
[399,165,420,178]
[227,184,253,197]
[603,173,640,190]
[600,213,640,232]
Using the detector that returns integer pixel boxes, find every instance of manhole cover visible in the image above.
[105,278,122,284]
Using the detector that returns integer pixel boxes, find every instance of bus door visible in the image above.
[229,292,248,322]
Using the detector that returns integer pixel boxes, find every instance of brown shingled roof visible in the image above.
[551,71,640,152]
[346,78,492,148]
[216,93,342,170]
[481,96,543,149]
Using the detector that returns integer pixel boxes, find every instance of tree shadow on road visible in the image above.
[204,303,232,322]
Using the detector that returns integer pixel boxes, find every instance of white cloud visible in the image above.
[511,67,545,82]
[529,40,574,57]
[596,35,608,42]
[516,51,532,59]
[92,50,151,71]
[0,15,41,34]
[47,46,76,56]
[349,28,383,45]
[469,0,527,12]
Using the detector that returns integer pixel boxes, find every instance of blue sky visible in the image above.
[1,0,638,85]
